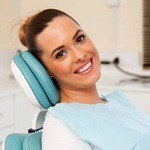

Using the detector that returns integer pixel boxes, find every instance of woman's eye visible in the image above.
[76,34,86,44]
[55,50,67,59]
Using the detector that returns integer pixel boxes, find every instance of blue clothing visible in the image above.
[48,91,150,150]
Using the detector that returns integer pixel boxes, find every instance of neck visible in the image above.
[60,85,104,104]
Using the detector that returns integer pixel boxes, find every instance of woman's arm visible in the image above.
[42,111,92,150]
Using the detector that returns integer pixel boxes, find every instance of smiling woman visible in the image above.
[19,9,150,150]
[20,9,102,105]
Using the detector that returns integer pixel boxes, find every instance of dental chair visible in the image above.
[3,50,60,150]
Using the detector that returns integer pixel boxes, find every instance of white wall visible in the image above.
[20,0,143,53]
[117,0,142,52]
[0,0,143,52]
[0,0,21,51]
[0,0,21,72]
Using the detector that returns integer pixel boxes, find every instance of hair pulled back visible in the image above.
[19,9,78,62]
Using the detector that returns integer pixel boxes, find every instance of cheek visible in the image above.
[50,60,71,78]
[41,53,71,76]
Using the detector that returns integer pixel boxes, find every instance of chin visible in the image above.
[83,72,101,87]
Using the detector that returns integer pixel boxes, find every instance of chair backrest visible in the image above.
[11,50,60,109]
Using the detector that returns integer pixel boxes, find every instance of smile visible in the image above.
[74,58,93,75]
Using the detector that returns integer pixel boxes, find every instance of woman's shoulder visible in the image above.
[43,111,76,136]
[42,111,92,150]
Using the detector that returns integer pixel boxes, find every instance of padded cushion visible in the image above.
[12,50,60,109]
[13,52,51,108]
[21,51,60,105]
[11,59,43,108]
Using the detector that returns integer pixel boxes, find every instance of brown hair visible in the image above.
[19,9,79,63]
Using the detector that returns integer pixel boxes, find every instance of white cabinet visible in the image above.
[0,95,14,142]
[0,91,38,143]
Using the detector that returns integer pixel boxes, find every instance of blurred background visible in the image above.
[0,0,150,149]
[0,0,143,65]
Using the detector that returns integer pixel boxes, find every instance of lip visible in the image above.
[74,57,93,73]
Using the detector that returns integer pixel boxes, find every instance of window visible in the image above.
[143,0,150,68]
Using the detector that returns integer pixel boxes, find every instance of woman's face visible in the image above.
[37,16,101,90]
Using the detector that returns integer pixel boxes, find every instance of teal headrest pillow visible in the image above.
[11,50,60,109]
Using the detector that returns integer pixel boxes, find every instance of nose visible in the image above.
[72,46,86,63]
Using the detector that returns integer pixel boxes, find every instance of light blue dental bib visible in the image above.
[48,91,150,150]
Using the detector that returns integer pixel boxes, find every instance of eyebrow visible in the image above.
[51,29,82,57]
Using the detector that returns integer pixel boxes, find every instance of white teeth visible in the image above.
[78,61,92,73]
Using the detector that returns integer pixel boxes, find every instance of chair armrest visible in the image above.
[3,132,42,150]
[3,133,28,150]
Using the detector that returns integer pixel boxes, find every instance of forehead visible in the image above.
[36,16,81,52]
